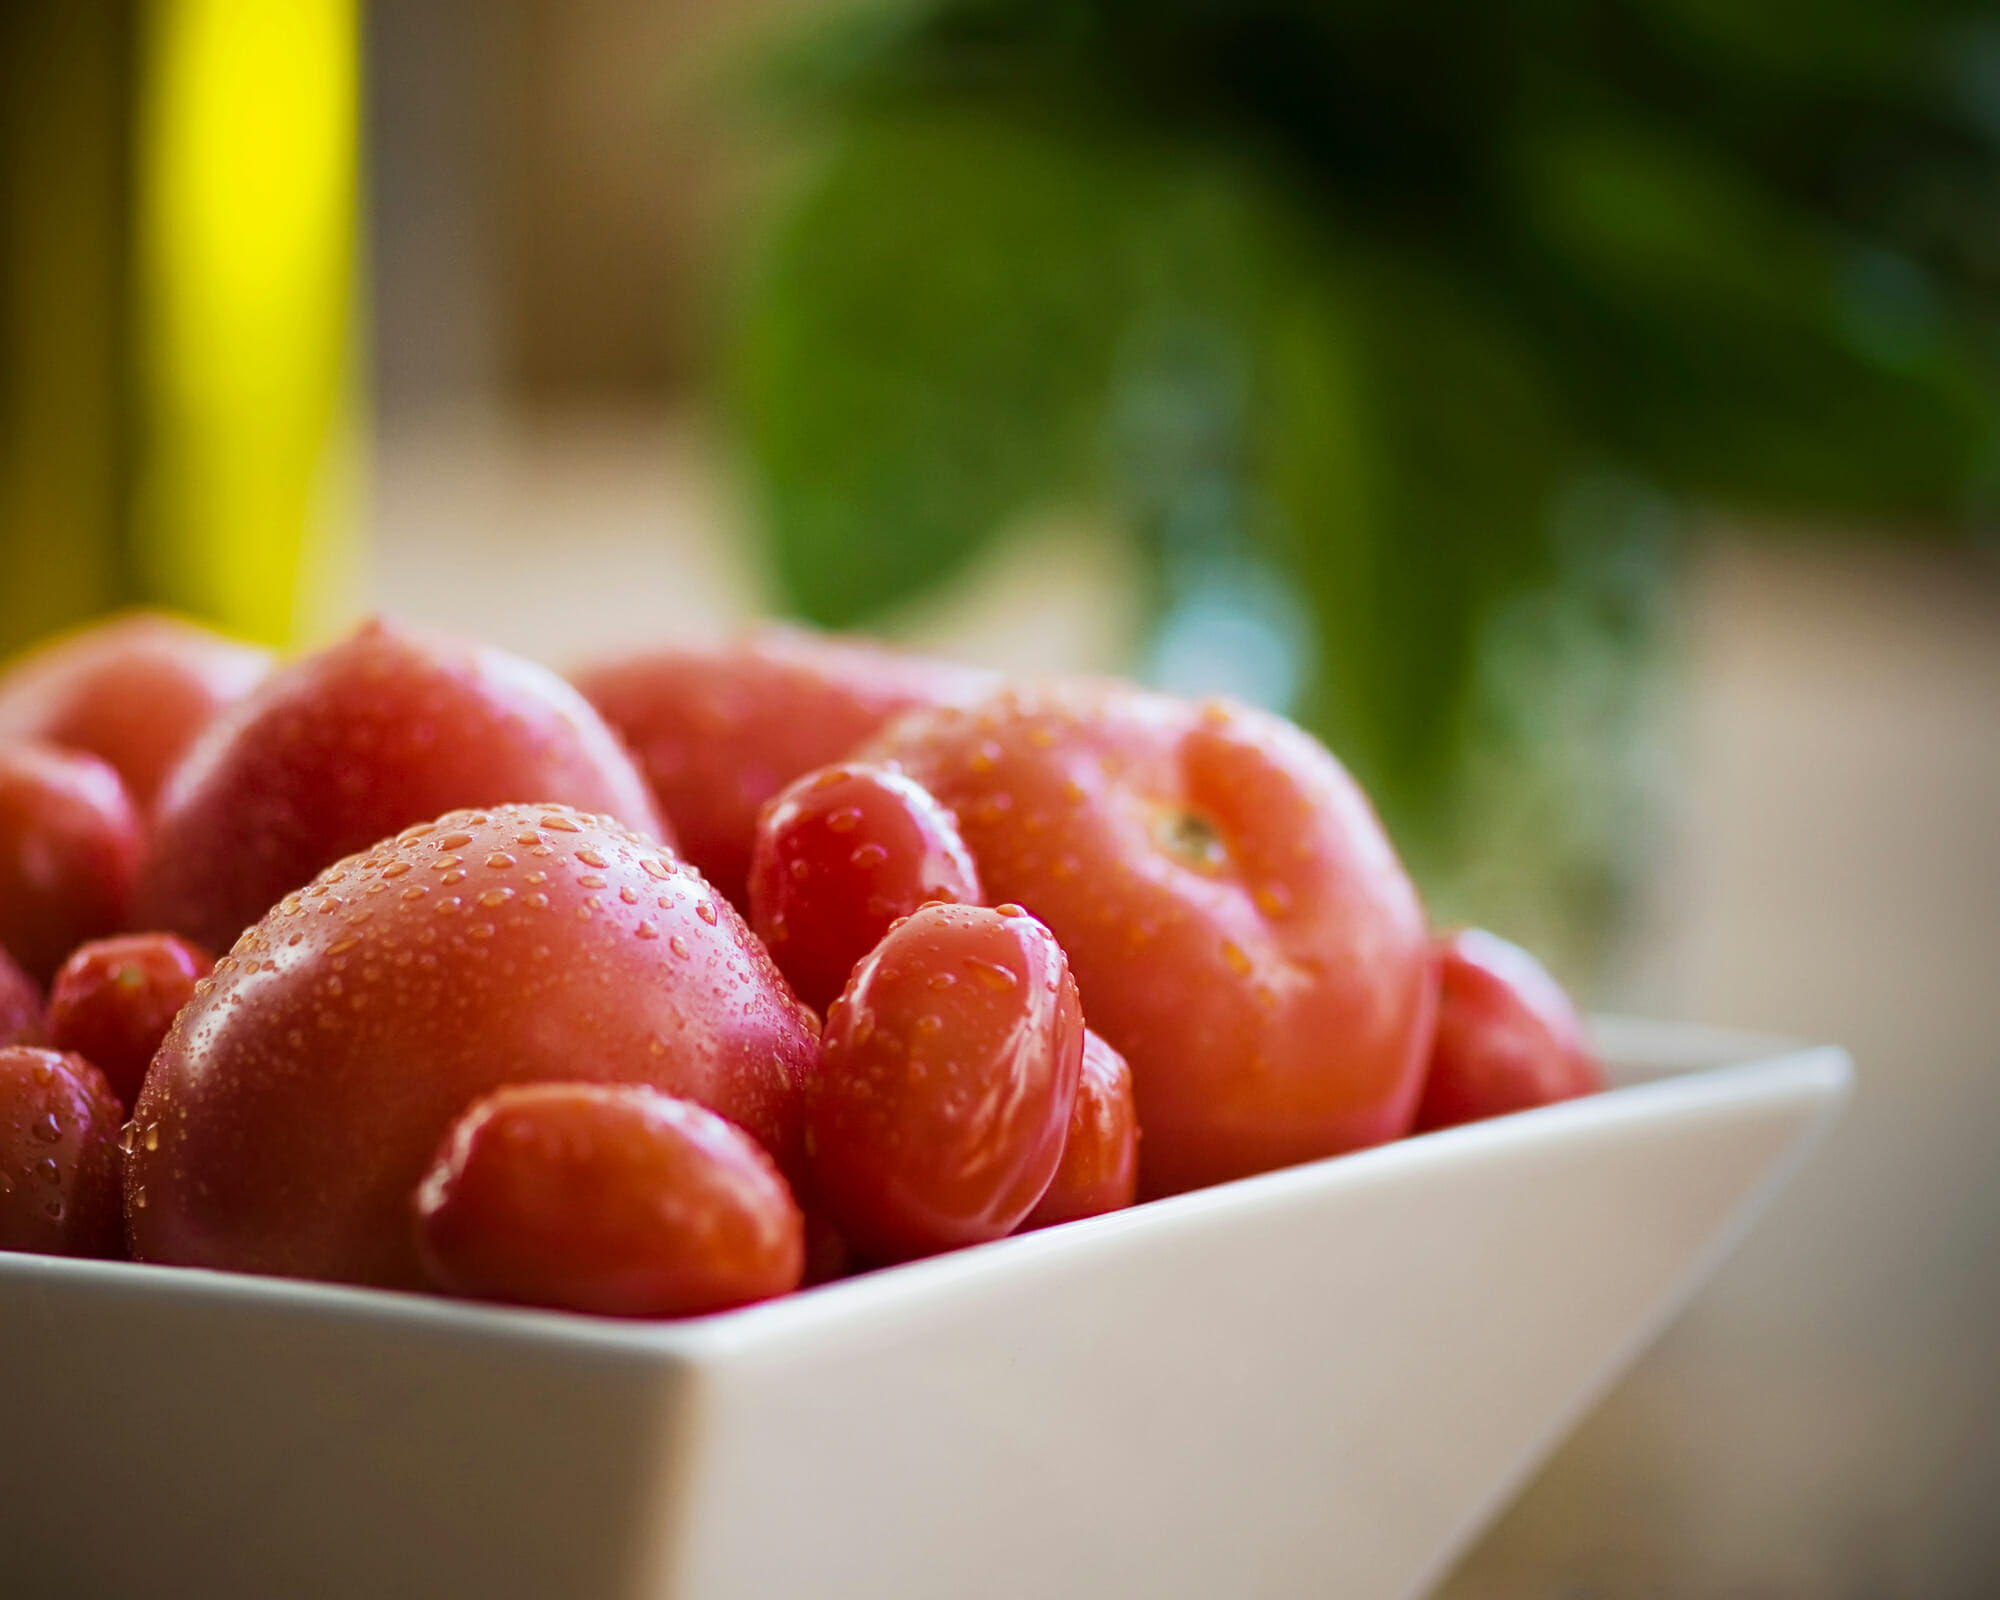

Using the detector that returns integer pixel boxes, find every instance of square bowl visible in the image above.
[0,1019,1847,1600]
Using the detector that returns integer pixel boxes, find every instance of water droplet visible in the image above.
[696,902,718,926]
[436,830,474,850]
[131,1186,147,1210]
[30,1112,61,1144]
[635,921,659,940]
[916,1014,943,1035]
[485,852,517,871]
[144,1124,159,1152]
[578,873,608,890]
[850,843,888,870]
[469,923,495,941]
[479,887,515,909]
[329,936,359,956]
[1253,883,1293,918]
[576,847,608,869]
[1220,940,1253,977]
[541,813,581,833]
[526,892,549,910]
[434,897,463,916]
[29,1060,54,1087]
[640,857,672,881]
[967,958,1019,993]
[826,808,862,835]
[402,884,429,901]
[669,935,690,958]
[117,1122,140,1156]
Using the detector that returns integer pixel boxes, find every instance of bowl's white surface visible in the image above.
[0,1020,1847,1600]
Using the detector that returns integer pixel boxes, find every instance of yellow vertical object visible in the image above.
[133,0,362,648]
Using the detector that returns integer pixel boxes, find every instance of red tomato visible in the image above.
[808,902,1083,1263]
[414,1083,805,1318]
[136,617,666,954]
[0,741,141,984]
[748,763,982,1014]
[125,805,818,1289]
[1413,929,1604,1131]
[47,934,215,1112]
[867,683,1437,1197]
[574,626,996,910]
[0,1046,124,1257]
[1023,1028,1138,1229]
[0,946,41,1047]
[0,611,270,809]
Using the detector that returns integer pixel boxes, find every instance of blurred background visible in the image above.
[3,1,1997,1591]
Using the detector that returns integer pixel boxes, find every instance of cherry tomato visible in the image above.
[0,946,41,1047]
[574,626,996,909]
[136,617,667,955]
[808,902,1083,1263]
[0,611,270,809]
[1023,1028,1138,1229]
[126,805,818,1289]
[0,1046,124,1257]
[0,741,141,984]
[749,763,982,1014]
[866,683,1436,1197]
[1413,929,1604,1131]
[414,1083,805,1318]
[47,934,215,1111]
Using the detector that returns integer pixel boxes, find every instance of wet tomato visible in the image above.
[137,617,666,955]
[1413,929,1604,1131]
[1023,1028,1138,1230]
[748,763,982,1014]
[808,902,1083,1263]
[867,683,1436,1197]
[0,1046,124,1257]
[574,627,995,910]
[47,934,215,1112]
[0,741,141,985]
[414,1083,805,1318]
[0,611,270,809]
[125,804,818,1289]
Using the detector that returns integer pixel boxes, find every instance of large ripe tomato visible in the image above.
[137,617,666,954]
[1413,928,1604,1131]
[47,933,215,1111]
[415,1083,805,1318]
[125,804,818,1289]
[0,611,270,809]
[573,626,996,910]
[1023,1028,1138,1230]
[0,741,141,985]
[0,1046,124,1257]
[867,683,1437,1196]
[807,902,1083,1263]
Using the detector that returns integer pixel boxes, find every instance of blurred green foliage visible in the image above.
[730,0,2000,966]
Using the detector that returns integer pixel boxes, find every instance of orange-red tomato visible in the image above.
[125,805,818,1289]
[0,611,270,809]
[0,1046,124,1257]
[47,934,215,1111]
[808,903,1083,1263]
[574,626,996,910]
[1413,929,1604,1131]
[1023,1028,1138,1229]
[748,763,982,1014]
[0,946,41,1047]
[414,1083,805,1318]
[137,617,666,955]
[867,683,1436,1197]
[0,741,141,984]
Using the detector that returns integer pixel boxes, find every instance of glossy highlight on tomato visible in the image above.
[0,741,141,985]
[808,902,1083,1263]
[867,682,1437,1197]
[47,934,215,1112]
[415,1083,805,1318]
[1023,1028,1138,1230]
[1413,929,1604,1131]
[749,763,982,1014]
[0,1046,123,1257]
[125,804,818,1289]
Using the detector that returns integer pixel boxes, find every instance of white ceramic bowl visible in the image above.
[0,1018,1847,1600]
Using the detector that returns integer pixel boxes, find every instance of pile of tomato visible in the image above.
[0,613,1603,1317]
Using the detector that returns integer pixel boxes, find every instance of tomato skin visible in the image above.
[47,934,214,1111]
[136,617,667,955]
[414,1084,805,1318]
[867,684,1437,1197]
[125,804,818,1290]
[574,627,996,910]
[0,611,270,809]
[1023,1029,1138,1229]
[0,741,141,985]
[808,903,1083,1263]
[1413,929,1604,1131]
[749,763,982,1014]
[0,946,42,1047]
[0,1046,124,1257]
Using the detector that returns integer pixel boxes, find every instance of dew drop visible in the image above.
[30,1112,61,1144]
[635,921,659,940]
[485,852,517,871]
[850,843,888,870]
[669,935,690,959]
[541,813,581,833]
[696,902,718,926]
[966,958,1019,993]
[479,887,516,909]
[640,857,672,881]
[578,873,609,891]
[402,884,429,901]
[381,860,411,880]
[576,848,608,869]
[1220,939,1253,978]
[436,830,474,850]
